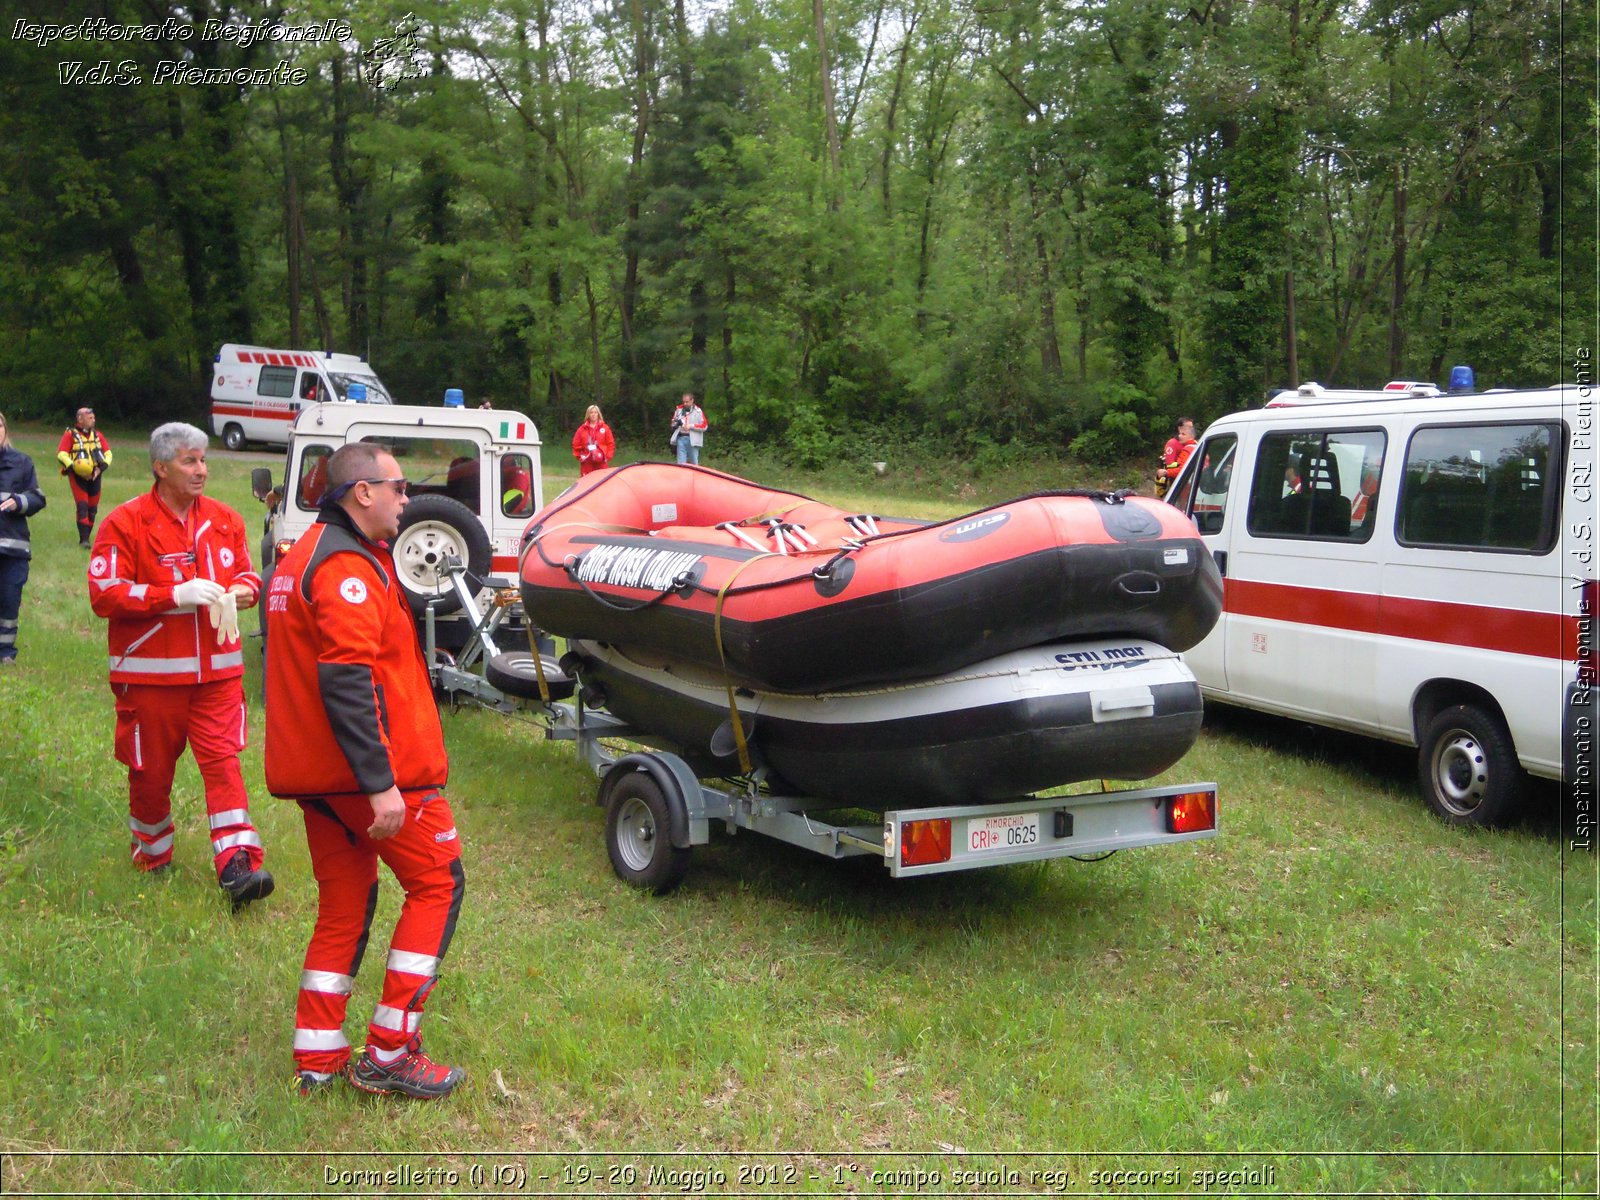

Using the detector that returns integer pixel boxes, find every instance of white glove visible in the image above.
[207,591,239,646]
[173,578,226,609]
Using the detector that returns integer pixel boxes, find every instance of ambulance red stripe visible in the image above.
[1224,578,1576,661]
[212,403,295,422]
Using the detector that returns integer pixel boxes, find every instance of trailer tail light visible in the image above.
[900,818,952,867]
[1166,789,1217,834]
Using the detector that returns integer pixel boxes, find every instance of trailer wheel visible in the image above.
[222,424,246,452]
[605,773,690,894]
[1419,704,1526,828]
[392,495,491,616]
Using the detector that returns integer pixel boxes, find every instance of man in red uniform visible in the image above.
[1155,416,1197,498]
[87,422,274,907]
[264,443,467,1100]
[57,406,113,547]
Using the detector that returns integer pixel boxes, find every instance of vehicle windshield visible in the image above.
[328,371,393,404]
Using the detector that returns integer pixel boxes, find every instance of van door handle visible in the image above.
[1213,549,1227,576]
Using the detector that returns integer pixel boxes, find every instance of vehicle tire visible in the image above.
[392,495,491,617]
[604,772,691,895]
[1418,704,1527,828]
[484,650,575,702]
[222,424,246,452]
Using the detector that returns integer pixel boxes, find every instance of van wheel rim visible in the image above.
[394,522,466,593]
[1432,730,1488,816]
[615,797,657,872]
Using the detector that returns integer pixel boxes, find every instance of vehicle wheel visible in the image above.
[222,424,246,452]
[485,650,575,702]
[1418,704,1527,828]
[604,773,690,894]
[392,495,491,616]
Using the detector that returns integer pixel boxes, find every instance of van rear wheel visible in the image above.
[1418,704,1525,828]
[222,424,246,452]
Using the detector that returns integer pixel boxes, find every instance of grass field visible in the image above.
[0,421,1593,1196]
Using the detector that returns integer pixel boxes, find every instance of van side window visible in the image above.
[500,453,534,517]
[1247,429,1386,542]
[1170,434,1236,535]
[298,372,322,402]
[258,365,296,398]
[1399,422,1560,553]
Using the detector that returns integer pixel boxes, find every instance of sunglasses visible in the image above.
[359,477,409,495]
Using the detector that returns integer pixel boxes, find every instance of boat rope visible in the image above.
[712,551,784,775]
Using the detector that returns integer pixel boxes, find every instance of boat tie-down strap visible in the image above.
[712,552,789,776]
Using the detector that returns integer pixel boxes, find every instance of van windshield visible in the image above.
[328,372,393,404]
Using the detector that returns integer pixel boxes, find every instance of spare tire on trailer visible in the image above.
[485,650,576,702]
[391,494,491,616]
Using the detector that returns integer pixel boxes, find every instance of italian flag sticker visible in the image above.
[499,420,527,439]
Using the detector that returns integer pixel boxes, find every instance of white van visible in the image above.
[1166,384,1595,827]
[211,344,394,450]
[254,401,543,621]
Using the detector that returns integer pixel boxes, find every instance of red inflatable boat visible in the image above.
[519,463,1222,692]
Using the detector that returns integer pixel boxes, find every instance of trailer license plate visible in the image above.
[968,812,1040,853]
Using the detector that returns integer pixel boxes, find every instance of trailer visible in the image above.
[425,560,1219,895]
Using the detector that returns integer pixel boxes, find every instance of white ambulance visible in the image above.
[1166,382,1595,827]
[211,344,394,450]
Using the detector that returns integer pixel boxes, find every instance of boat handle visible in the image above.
[1116,572,1162,597]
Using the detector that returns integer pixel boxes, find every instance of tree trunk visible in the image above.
[814,0,842,188]
[1389,163,1407,377]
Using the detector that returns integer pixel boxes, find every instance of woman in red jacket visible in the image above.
[571,406,615,475]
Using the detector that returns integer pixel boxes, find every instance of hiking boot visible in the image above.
[296,1069,339,1097]
[218,849,274,910]
[346,1038,464,1100]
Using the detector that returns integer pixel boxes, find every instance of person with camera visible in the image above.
[669,393,707,465]
[57,406,113,548]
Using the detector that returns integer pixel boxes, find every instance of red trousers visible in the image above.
[112,678,262,875]
[68,473,102,542]
[292,789,465,1075]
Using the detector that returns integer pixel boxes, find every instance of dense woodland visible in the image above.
[1,0,1592,463]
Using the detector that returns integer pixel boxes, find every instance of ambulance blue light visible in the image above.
[1449,365,1475,391]
[444,388,465,408]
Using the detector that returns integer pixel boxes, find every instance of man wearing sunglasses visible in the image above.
[263,443,467,1100]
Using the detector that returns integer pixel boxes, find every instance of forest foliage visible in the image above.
[1,0,1592,462]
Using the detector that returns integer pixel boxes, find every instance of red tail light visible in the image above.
[1167,790,1217,834]
[900,819,952,867]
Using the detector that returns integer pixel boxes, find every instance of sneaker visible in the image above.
[346,1038,464,1100]
[296,1069,338,1096]
[0,658,16,668]
[218,849,275,910]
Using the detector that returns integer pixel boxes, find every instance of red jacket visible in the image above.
[88,489,261,685]
[1162,436,1197,476]
[572,420,616,474]
[263,508,447,799]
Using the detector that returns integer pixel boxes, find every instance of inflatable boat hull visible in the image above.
[522,464,1221,692]
[569,638,1203,808]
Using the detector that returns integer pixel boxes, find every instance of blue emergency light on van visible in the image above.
[444,388,465,407]
[1448,365,1475,391]
[347,382,368,402]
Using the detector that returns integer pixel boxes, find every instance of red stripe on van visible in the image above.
[211,404,295,421]
[1224,578,1574,661]
[267,353,285,365]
